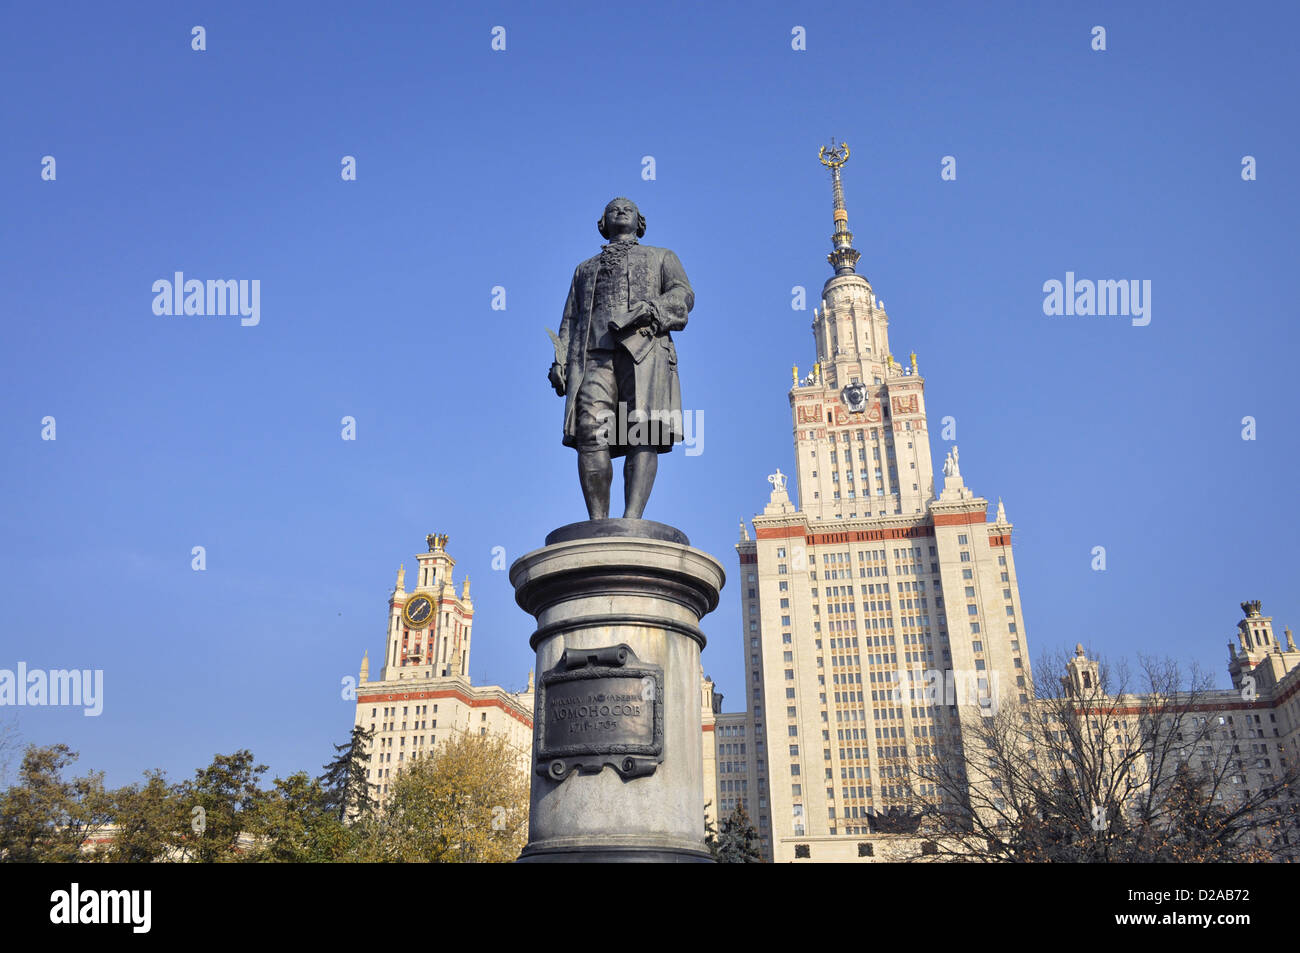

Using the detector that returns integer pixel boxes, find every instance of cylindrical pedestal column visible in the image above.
[510,519,725,863]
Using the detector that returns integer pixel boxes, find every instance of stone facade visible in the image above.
[700,149,1299,863]
[713,151,1033,861]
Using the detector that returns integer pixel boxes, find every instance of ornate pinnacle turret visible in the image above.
[818,138,862,277]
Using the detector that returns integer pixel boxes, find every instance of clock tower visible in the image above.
[354,533,534,802]
[382,532,474,681]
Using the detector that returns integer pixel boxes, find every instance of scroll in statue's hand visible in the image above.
[608,301,653,333]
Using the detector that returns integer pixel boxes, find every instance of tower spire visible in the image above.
[818,138,861,277]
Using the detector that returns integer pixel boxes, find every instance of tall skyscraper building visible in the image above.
[731,142,1032,861]
[353,534,533,801]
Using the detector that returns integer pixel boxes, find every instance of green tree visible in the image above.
[0,744,112,862]
[319,724,377,822]
[253,770,364,862]
[173,750,269,863]
[705,804,764,863]
[96,770,188,862]
[374,731,528,862]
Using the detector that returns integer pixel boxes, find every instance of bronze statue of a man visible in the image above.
[548,198,694,520]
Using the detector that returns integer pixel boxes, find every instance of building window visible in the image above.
[795,844,811,858]
[858,842,874,857]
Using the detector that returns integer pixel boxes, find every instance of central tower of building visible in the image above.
[792,140,937,520]
[731,142,1033,862]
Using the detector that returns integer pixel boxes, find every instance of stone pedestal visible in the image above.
[510,519,724,863]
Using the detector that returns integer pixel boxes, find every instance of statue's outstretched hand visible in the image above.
[548,362,566,396]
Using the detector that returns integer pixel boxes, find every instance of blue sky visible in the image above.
[2,1,1297,787]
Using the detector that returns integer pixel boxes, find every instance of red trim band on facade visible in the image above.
[933,511,988,526]
[357,687,533,728]
[754,525,938,544]
[1071,700,1269,716]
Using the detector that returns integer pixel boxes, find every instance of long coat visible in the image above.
[556,243,694,456]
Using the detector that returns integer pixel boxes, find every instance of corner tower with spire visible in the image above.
[379,532,474,680]
[352,534,534,802]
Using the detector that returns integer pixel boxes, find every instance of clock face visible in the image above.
[403,595,434,628]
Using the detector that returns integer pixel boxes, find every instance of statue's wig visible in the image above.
[597,197,646,239]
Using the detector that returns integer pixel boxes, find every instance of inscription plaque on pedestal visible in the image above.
[535,644,664,781]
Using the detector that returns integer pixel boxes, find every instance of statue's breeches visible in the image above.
[572,347,680,457]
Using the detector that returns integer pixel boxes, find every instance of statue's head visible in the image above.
[597,197,645,240]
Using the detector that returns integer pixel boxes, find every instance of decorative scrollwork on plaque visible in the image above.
[534,644,664,782]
